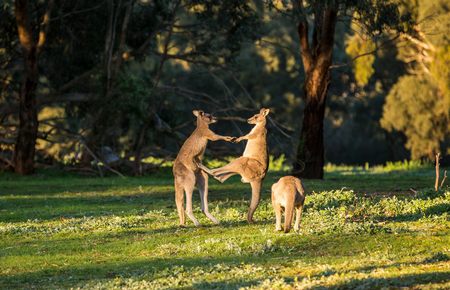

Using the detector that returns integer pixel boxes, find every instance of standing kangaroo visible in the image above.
[271,176,306,233]
[173,110,234,227]
[198,108,270,223]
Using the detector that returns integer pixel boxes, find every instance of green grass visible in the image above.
[0,166,449,289]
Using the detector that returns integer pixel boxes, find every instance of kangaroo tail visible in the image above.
[284,200,294,233]
[294,178,306,207]
[294,178,305,195]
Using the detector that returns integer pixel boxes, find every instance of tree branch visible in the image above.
[297,21,312,72]
[15,0,34,52]
[49,2,105,22]
[80,139,125,178]
[318,7,337,56]
[37,0,55,54]
[112,0,135,79]
[292,0,312,72]
[330,35,400,69]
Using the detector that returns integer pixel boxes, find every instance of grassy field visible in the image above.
[1,165,449,289]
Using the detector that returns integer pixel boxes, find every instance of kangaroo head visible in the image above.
[247,108,270,125]
[193,110,217,125]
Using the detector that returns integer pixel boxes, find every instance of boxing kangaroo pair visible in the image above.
[173,108,305,233]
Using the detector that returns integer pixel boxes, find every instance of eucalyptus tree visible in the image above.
[267,0,413,178]
[12,0,54,174]
[381,0,449,159]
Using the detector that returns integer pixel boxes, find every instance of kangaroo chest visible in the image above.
[243,127,267,163]
[177,134,207,161]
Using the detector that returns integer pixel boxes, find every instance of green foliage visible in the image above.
[346,0,413,35]
[324,159,430,173]
[306,189,356,211]
[430,45,450,110]
[345,34,376,86]
[380,0,450,159]
[381,75,449,159]
[373,159,431,172]
[268,154,289,171]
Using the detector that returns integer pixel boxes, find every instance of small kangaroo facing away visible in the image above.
[173,110,234,227]
[271,176,306,233]
[198,108,270,223]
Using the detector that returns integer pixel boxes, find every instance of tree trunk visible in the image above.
[292,4,337,179]
[133,123,148,176]
[13,0,53,175]
[294,84,327,178]
[14,48,39,174]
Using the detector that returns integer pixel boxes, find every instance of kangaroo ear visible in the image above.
[261,108,270,116]
[192,110,204,117]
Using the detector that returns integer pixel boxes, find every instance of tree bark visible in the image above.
[14,46,39,175]
[294,80,328,178]
[292,4,337,179]
[13,0,53,174]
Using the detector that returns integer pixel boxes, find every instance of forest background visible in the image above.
[1,0,449,177]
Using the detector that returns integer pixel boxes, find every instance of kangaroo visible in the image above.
[198,108,270,223]
[173,110,234,227]
[271,176,306,233]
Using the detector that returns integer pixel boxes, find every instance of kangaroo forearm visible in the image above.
[240,133,256,140]
[208,134,228,141]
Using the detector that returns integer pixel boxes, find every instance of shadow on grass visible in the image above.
[192,278,261,289]
[0,178,174,196]
[0,167,439,222]
[323,252,450,279]
[0,193,170,222]
[0,231,345,288]
[2,251,449,289]
[0,254,268,288]
[0,183,262,222]
[372,202,450,223]
[1,218,275,258]
[0,167,436,197]
[323,271,450,289]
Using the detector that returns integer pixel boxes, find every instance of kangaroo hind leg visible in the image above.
[184,173,200,227]
[212,158,247,182]
[196,170,219,224]
[294,205,303,232]
[272,192,282,231]
[174,179,185,226]
[215,171,238,183]
[247,180,262,223]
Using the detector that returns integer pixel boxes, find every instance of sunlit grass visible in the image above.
[324,159,432,174]
[0,167,449,289]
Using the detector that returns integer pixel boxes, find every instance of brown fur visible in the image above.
[271,176,305,233]
[173,110,234,226]
[198,108,270,223]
